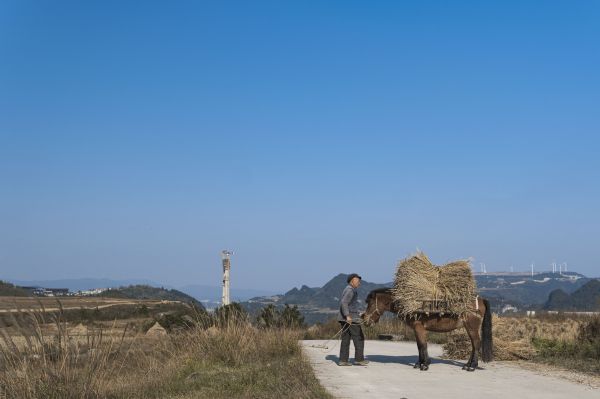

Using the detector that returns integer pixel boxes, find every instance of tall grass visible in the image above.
[0,307,331,399]
[532,315,600,373]
[443,314,600,374]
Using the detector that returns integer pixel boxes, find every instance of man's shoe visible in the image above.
[338,361,351,366]
[354,360,370,366]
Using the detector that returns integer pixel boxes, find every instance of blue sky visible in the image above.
[1,1,599,291]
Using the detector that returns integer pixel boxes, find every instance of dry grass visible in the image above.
[0,296,162,312]
[392,252,476,318]
[443,314,600,374]
[0,308,332,399]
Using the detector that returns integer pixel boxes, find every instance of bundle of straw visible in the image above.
[392,252,477,318]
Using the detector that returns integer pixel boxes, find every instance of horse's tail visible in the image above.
[481,298,493,362]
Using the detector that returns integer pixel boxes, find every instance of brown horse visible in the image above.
[362,288,493,371]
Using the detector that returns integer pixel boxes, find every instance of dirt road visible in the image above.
[302,340,599,399]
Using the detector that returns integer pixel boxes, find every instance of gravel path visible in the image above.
[302,340,599,399]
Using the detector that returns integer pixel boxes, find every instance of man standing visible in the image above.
[338,273,369,366]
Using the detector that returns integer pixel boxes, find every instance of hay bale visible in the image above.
[392,252,476,318]
[145,322,167,337]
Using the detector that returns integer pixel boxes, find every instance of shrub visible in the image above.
[257,304,305,329]
[214,302,249,327]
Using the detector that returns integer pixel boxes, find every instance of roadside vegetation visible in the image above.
[442,313,600,374]
[531,315,600,373]
[0,303,331,399]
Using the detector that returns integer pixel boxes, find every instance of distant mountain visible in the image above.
[178,284,277,302]
[544,279,600,311]
[241,274,391,324]
[8,278,163,292]
[0,280,28,296]
[474,272,590,307]
[97,285,205,310]
[7,278,276,305]
[280,273,391,309]
[240,271,593,324]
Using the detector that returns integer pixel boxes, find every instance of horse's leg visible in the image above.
[462,315,482,371]
[408,322,421,368]
[462,320,475,370]
[414,322,429,371]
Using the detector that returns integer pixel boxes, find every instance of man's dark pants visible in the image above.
[339,321,365,362]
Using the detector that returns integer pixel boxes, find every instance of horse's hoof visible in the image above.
[420,364,429,371]
[413,363,420,369]
[462,365,467,370]
[465,367,475,372]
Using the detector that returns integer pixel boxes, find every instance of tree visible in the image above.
[256,304,304,329]
[279,304,304,328]
[215,302,248,326]
[257,304,279,328]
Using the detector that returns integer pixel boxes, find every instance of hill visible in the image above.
[0,281,28,296]
[544,279,600,311]
[242,274,390,324]
[475,272,590,307]
[281,273,391,309]
[8,278,163,292]
[178,284,277,309]
[241,271,593,324]
[97,285,205,310]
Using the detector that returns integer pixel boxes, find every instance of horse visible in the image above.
[361,288,493,371]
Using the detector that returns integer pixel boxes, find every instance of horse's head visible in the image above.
[362,288,393,326]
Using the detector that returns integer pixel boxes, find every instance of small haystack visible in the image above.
[392,251,476,318]
[145,322,167,337]
[70,323,88,336]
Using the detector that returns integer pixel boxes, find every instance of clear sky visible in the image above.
[1,1,599,291]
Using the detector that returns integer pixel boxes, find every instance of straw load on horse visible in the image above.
[392,251,477,318]
[362,252,493,371]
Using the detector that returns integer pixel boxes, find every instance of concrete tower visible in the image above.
[221,250,232,306]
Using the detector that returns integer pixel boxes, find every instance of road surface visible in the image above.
[302,340,599,399]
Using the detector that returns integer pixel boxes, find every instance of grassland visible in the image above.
[0,296,181,312]
[0,302,331,399]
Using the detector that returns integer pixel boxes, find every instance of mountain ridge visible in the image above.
[241,271,593,324]
[544,279,600,311]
